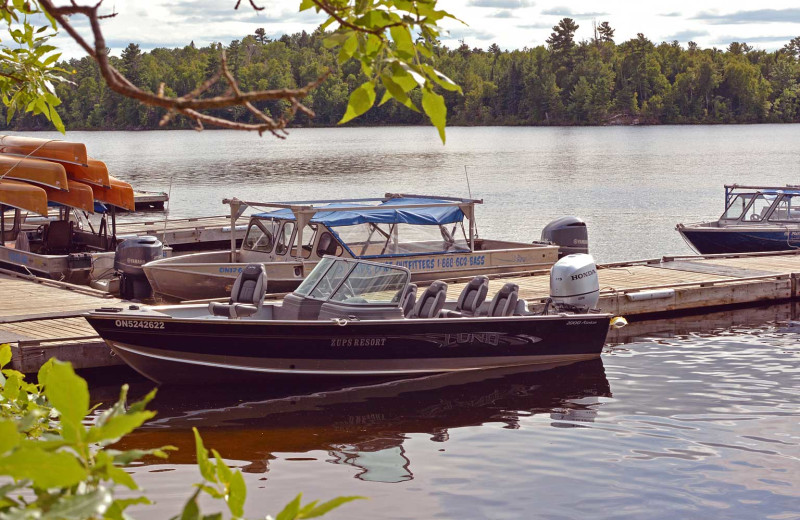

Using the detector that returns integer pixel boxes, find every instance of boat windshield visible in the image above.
[722,193,776,221]
[768,194,800,222]
[293,257,410,303]
[242,220,278,253]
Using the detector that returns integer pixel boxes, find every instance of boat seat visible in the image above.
[401,284,418,317]
[411,281,447,319]
[316,232,338,257]
[487,282,519,317]
[44,220,73,254]
[441,276,489,318]
[208,263,267,319]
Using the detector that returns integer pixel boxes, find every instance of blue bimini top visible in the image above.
[254,198,465,227]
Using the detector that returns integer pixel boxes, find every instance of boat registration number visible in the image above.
[565,320,598,326]
[115,320,166,329]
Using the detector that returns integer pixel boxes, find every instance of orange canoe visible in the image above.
[93,175,134,211]
[0,179,48,216]
[0,134,88,166]
[64,158,111,188]
[0,155,69,190]
[44,179,95,213]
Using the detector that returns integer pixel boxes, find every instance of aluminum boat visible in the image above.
[85,254,615,385]
[677,184,800,254]
[142,193,588,301]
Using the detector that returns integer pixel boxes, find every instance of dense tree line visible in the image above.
[5,20,800,130]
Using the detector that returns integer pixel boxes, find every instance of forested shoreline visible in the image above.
[5,19,800,131]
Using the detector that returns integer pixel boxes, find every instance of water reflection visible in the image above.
[113,359,610,483]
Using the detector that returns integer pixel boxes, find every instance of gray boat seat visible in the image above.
[208,263,266,318]
[487,282,519,317]
[411,280,447,319]
[441,275,489,318]
[401,284,418,317]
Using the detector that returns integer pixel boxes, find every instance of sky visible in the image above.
[51,0,800,59]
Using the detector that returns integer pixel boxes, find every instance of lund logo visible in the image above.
[443,333,500,346]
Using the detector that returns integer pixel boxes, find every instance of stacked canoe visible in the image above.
[0,135,134,216]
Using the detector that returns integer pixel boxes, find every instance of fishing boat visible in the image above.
[84,253,616,385]
[142,194,587,301]
[677,184,800,254]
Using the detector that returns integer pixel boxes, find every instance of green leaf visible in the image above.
[193,428,216,482]
[212,449,232,484]
[41,487,113,520]
[2,372,20,400]
[178,490,201,520]
[105,497,152,520]
[42,360,89,439]
[380,74,418,112]
[422,88,447,144]
[276,493,302,520]
[390,26,414,57]
[0,446,87,488]
[339,81,376,124]
[227,470,246,518]
[0,420,20,454]
[0,345,10,369]
[299,496,366,518]
[322,32,348,49]
[86,411,155,444]
[338,33,358,64]
[127,387,157,413]
[298,0,315,11]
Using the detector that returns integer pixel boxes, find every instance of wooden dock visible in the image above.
[3,250,800,374]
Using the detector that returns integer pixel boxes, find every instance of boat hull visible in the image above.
[678,225,800,254]
[85,313,611,385]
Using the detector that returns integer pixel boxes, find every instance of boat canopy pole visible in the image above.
[1,204,5,244]
[229,198,241,262]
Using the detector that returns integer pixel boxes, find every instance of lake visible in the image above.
[11,125,798,519]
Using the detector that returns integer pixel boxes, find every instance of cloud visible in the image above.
[692,8,800,24]
[490,10,515,18]
[443,27,496,42]
[659,12,682,17]
[541,7,609,18]
[662,29,710,42]
[467,0,534,8]
[517,22,552,29]
[712,34,799,45]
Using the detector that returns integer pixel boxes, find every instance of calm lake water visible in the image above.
[14,125,797,518]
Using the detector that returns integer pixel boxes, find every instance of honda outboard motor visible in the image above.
[115,236,162,300]
[549,253,599,313]
[541,216,588,258]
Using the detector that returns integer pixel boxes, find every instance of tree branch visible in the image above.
[37,0,326,135]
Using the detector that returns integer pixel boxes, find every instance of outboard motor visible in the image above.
[540,216,588,258]
[114,236,163,300]
[549,253,599,313]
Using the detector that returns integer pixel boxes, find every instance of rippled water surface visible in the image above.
[24,125,794,518]
[15,124,800,262]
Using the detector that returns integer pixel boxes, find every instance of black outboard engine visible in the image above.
[114,236,163,300]
[540,216,588,258]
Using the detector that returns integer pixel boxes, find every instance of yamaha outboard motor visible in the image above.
[115,236,162,300]
[549,253,599,313]
[540,216,588,258]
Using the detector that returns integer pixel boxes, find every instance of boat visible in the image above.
[91,176,135,211]
[142,194,584,301]
[0,134,88,165]
[0,155,69,190]
[43,180,95,214]
[84,253,616,385]
[64,159,111,187]
[0,180,48,217]
[677,184,800,254]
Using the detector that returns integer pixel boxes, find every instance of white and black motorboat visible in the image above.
[84,254,617,385]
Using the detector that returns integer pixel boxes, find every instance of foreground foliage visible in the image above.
[0,344,362,519]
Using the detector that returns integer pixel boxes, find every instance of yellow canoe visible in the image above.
[0,179,48,216]
[0,155,69,190]
[64,158,111,188]
[0,135,88,166]
[93,175,134,211]
[45,179,95,213]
